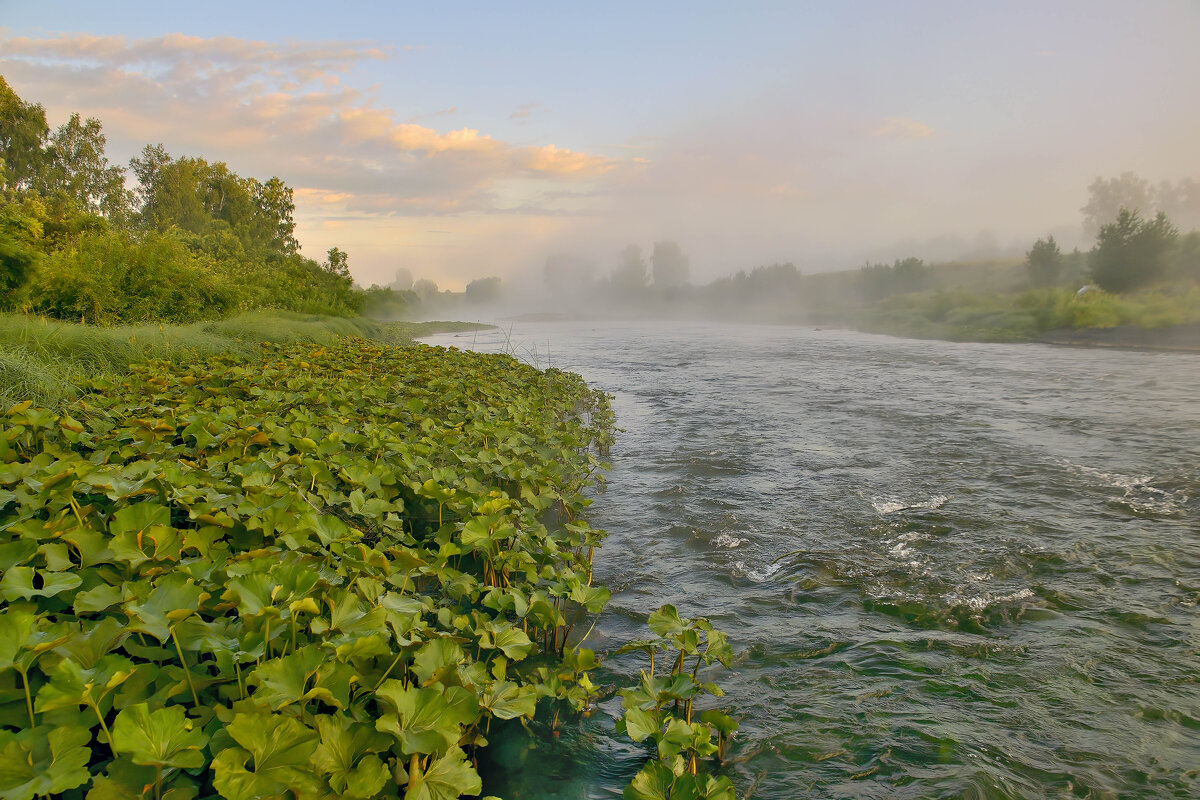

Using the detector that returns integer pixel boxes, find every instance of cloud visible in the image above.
[871,117,934,139]
[0,32,623,236]
[510,102,541,123]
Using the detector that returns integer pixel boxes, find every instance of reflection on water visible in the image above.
[425,321,1200,799]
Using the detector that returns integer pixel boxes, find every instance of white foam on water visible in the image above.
[732,560,783,582]
[1060,460,1187,515]
[871,494,949,515]
[948,587,1035,612]
[712,533,749,549]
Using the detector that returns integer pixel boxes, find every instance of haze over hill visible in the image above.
[3,1,1200,291]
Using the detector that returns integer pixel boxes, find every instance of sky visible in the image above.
[2,1,1199,289]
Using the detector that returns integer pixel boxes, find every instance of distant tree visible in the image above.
[611,244,648,294]
[1154,177,1200,233]
[858,256,927,301]
[1082,173,1152,239]
[413,278,440,301]
[390,267,414,292]
[651,240,689,289]
[0,76,49,190]
[1025,235,1062,287]
[1089,208,1178,292]
[465,276,502,304]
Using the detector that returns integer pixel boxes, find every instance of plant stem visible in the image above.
[91,701,113,745]
[19,669,34,728]
[373,651,405,690]
[171,628,200,706]
[407,752,420,792]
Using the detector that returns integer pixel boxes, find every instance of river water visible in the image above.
[421,321,1200,800]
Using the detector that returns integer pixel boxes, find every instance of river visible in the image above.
[421,321,1200,800]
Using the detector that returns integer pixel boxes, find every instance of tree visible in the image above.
[651,240,689,289]
[1089,208,1178,292]
[413,278,440,301]
[465,276,502,304]
[323,247,350,280]
[389,267,413,292]
[39,113,131,221]
[1081,173,1152,239]
[248,176,299,256]
[611,244,648,294]
[0,76,49,190]
[1025,235,1062,287]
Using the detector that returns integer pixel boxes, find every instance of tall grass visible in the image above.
[0,311,391,409]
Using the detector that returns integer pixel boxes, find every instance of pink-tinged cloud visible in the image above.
[0,32,624,224]
[871,117,934,139]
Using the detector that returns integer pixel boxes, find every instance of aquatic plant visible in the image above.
[617,605,739,800]
[0,337,613,799]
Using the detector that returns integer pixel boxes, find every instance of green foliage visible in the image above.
[0,80,365,324]
[858,257,928,301]
[859,284,1200,343]
[0,232,38,309]
[0,76,50,191]
[1089,208,1179,292]
[617,606,738,800]
[0,338,615,799]
[1025,235,1062,288]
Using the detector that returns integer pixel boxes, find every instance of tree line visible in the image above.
[0,76,363,323]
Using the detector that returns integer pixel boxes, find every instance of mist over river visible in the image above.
[422,322,1200,799]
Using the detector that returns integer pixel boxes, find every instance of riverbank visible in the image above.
[1036,321,1200,352]
[0,311,494,408]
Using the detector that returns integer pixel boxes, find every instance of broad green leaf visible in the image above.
[493,626,533,661]
[479,681,537,721]
[406,746,482,800]
[623,761,675,800]
[211,711,321,800]
[0,566,82,602]
[0,725,91,800]
[125,574,206,642]
[248,646,324,709]
[74,583,126,614]
[111,703,208,769]
[648,605,685,638]
[35,653,135,714]
[411,637,464,686]
[698,709,738,738]
[311,714,391,799]
[621,706,661,743]
[373,682,478,756]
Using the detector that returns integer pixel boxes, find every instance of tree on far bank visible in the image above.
[465,276,502,304]
[1025,235,1062,287]
[1081,173,1152,239]
[651,240,689,289]
[1089,208,1178,293]
[611,244,648,294]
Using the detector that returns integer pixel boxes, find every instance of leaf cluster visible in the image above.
[616,606,738,800]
